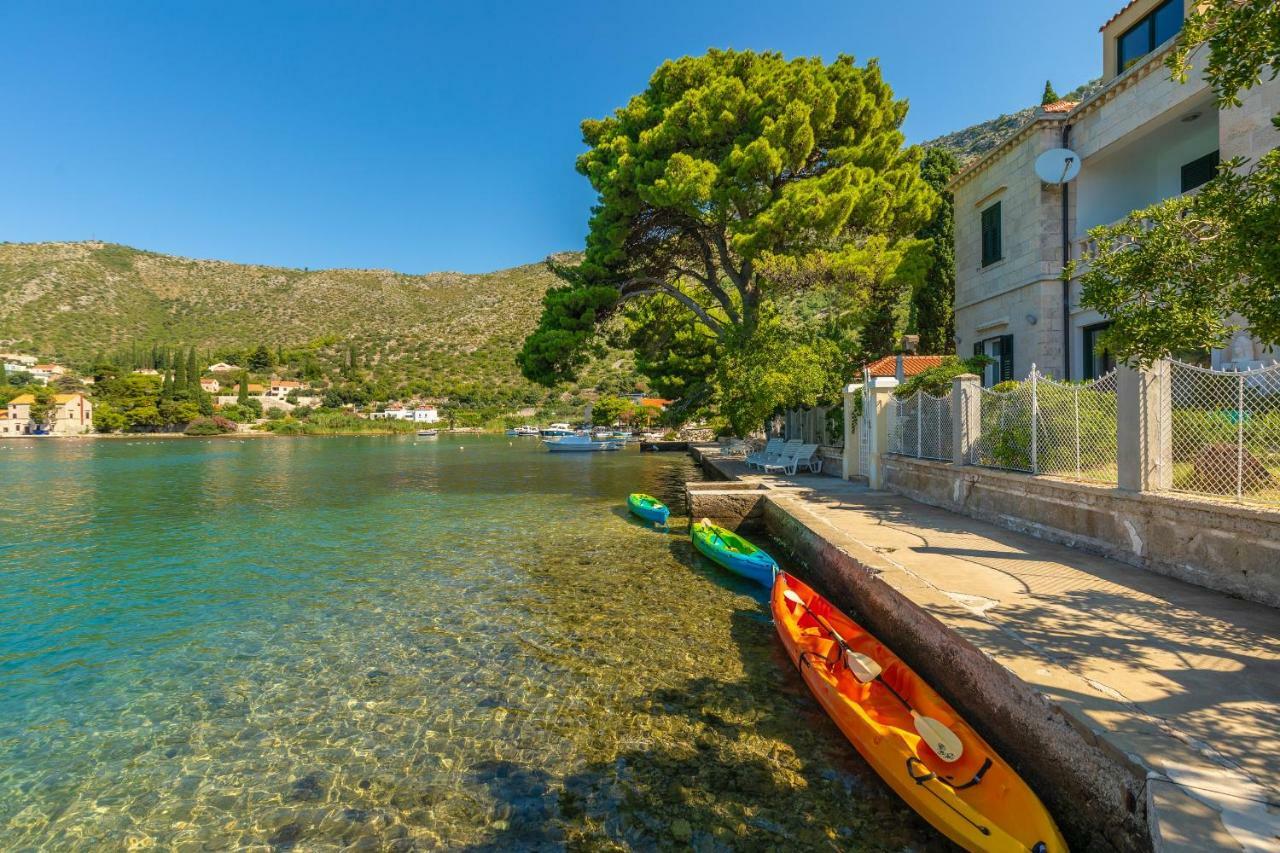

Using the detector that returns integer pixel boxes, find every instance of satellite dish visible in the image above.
[1035,148,1080,184]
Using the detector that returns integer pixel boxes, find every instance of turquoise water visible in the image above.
[0,435,935,850]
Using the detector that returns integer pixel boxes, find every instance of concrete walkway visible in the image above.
[699,454,1279,851]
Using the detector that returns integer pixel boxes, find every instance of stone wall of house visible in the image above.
[1071,48,1211,162]
[953,123,1066,377]
[1220,73,1280,163]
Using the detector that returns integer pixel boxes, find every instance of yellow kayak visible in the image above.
[772,571,1067,852]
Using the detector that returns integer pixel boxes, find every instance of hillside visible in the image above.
[0,241,636,404]
[925,79,1103,164]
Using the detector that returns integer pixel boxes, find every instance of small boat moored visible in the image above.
[627,493,670,527]
[543,434,624,452]
[540,423,576,437]
[690,518,777,586]
[416,429,439,437]
[772,571,1066,852]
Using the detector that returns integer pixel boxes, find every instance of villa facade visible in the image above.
[3,392,93,436]
[950,0,1280,384]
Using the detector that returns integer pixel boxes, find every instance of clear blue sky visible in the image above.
[1,0,1124,273]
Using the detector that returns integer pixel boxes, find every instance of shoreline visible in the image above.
[0,427,519,440]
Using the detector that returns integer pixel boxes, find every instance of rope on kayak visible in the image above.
[906,757,991,837]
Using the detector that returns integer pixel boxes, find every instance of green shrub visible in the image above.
[184,416,237,436]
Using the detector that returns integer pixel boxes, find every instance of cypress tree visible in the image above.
[161,368,174,399]
[237,372,250,405]
[1041,80,1060,105]
[187,347,200,393]
[911,147,960,354]
[174,351,188,390]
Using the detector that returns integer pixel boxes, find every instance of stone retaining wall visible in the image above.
[885,456,1280,609]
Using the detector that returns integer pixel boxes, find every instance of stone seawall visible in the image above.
[685,445,1151,850]
[760,496,1148,851]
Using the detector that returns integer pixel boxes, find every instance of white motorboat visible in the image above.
[540,423,576,437]
[543,434,624,453]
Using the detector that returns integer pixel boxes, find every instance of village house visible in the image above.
[2,392,93,436]
[200,377,220,393]
[204,362,239,374]
[0,409,21,436]
[369,403,439,423]
[266,379,304,399]
[0,353,37,367]
[950,0,1280,384]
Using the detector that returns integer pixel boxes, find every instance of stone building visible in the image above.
[2,392,93,436]
[950,0,1279,384]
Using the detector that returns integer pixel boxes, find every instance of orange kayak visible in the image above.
[772,572,1067,852]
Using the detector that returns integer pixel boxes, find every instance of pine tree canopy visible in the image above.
[518,49,937,392]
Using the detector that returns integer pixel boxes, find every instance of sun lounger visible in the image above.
[763,443,821,475]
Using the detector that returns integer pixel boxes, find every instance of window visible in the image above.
[1082,322,1115,380]
[1117,0,1184,73]
[980,202,1002,267]
[1181,150,1220,193]
[973,334,1014,386]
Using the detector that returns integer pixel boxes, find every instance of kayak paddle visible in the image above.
[782,587,964,762]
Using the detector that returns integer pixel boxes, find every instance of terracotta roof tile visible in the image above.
[863,355,947,378]
[1100,0,1141,31]
[1040,99,1078,113]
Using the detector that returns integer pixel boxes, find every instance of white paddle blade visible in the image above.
[782,588,804,605]
[912,713,964,762]
[842,650,882,683]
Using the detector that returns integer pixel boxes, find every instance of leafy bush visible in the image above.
[894,355,991,399]
[184,416,238,436]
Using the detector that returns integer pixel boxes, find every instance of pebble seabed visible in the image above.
[0,436,942,850]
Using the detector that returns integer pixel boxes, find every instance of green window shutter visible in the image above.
[999,334,1015,382]
[981,202,1002,267]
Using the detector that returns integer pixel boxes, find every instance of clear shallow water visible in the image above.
[0,435,937,850]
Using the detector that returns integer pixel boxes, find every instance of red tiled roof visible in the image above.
[863,355,947,378]
[1040,99,1078,113]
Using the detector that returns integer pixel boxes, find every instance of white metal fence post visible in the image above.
[916,393,922,459]
[1237,373,1245,501]
[1030,364,1039,475]
[1073,384,1081,479]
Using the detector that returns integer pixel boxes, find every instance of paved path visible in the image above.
[706,456,1280,851]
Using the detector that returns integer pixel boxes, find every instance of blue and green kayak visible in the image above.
[627,493,670,526]
[691,519,778,587]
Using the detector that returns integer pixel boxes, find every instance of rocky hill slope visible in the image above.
[0,241,633,403]
[925,79,1103,163]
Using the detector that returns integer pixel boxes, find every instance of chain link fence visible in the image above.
[888,391,952,461]
[877,359,1278,506]
[1169,361,1280,504]
[966,367,1119,482]
[969,379,1035,472]
[1036,370,1119,484]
